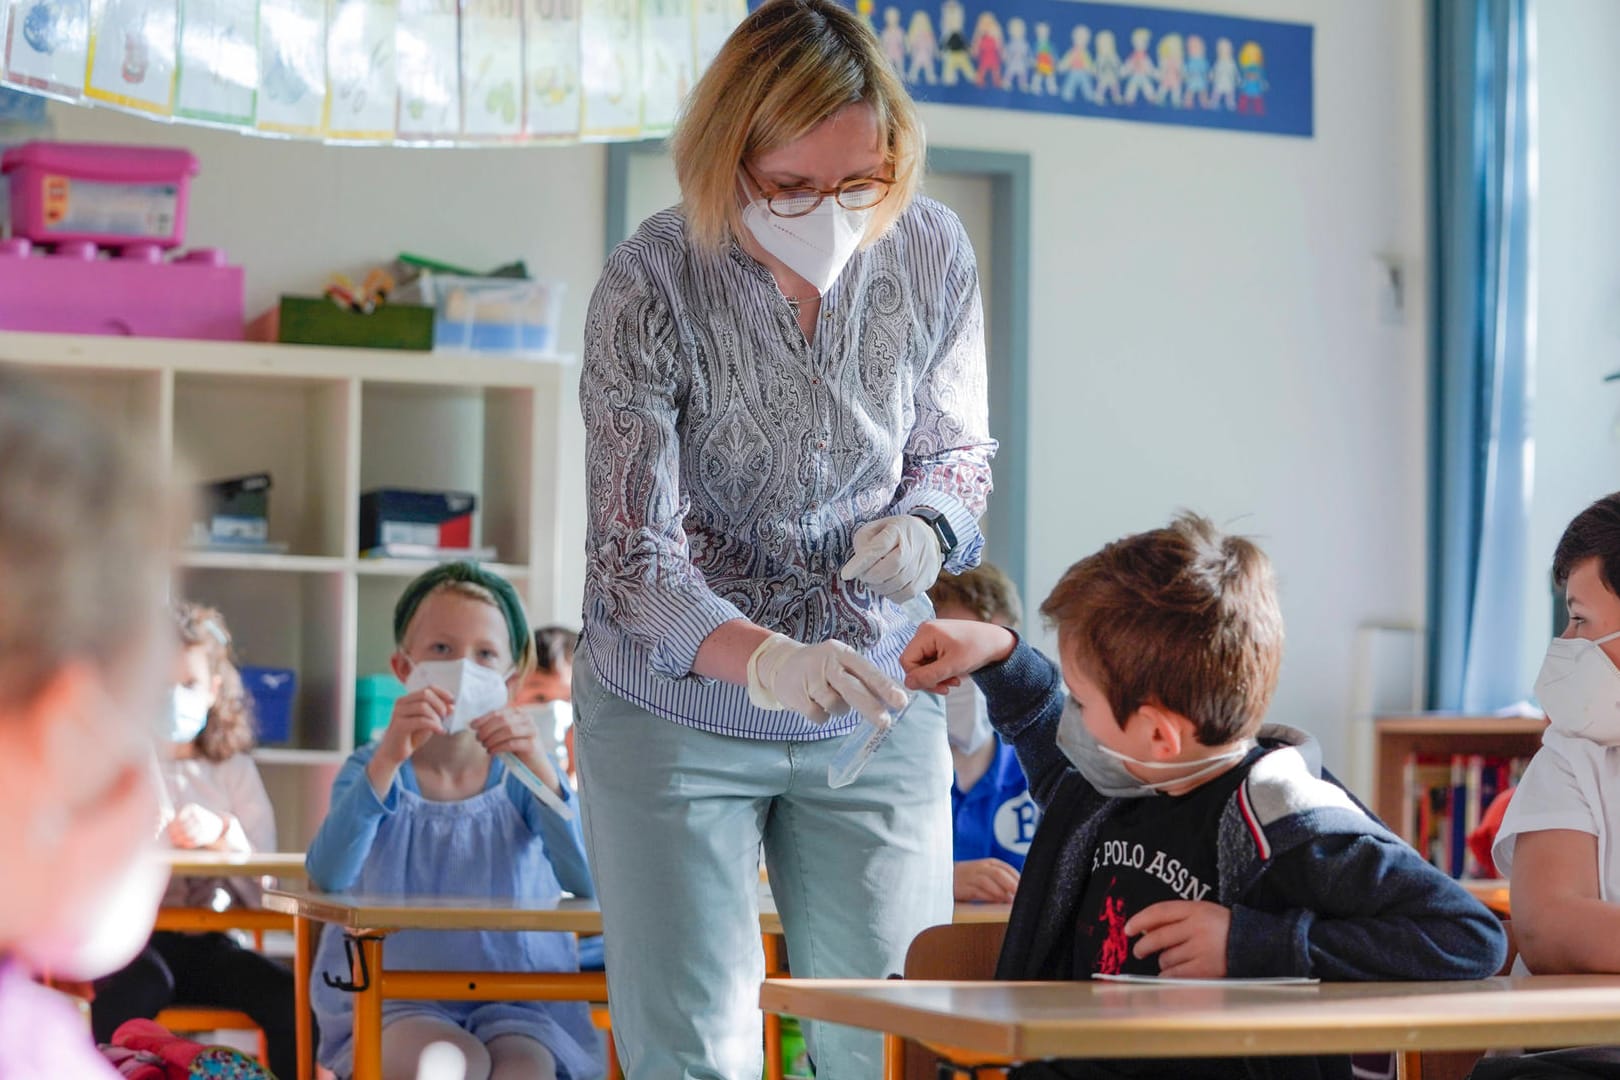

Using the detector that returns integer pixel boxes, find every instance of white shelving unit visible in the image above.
[0,331,573,848]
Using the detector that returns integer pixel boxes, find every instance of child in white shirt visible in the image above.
[91,603,296,1077]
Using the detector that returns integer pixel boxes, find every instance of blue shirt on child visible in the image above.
[952,735,1039,869]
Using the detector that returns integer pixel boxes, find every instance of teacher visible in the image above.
[573,1,996,1076]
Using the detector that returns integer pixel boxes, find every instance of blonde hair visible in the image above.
[671,0,925,252]
[398,579,538,681]
[0,370,171,703]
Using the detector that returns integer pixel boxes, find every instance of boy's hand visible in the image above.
[473,707,563,796]
[953,858,1021,903]
[1125,900,1231,978]
[166,802,226,849]
[900,619,1017,694]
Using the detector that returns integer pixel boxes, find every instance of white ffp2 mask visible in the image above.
[1535,630,1620,744]
[741,197,868,295]
[404,658,511,734]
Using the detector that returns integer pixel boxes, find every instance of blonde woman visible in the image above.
[576,1,995,1076]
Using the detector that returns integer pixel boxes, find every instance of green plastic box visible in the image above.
[356,673,405,745]
[275,296,434,351]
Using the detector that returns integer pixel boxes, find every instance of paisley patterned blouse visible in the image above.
[580,198,996,739]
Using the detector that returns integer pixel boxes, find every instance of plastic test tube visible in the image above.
[500,752,575,820]
[827,594,936,789]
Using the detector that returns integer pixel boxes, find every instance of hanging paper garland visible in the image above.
[0,0,749,144]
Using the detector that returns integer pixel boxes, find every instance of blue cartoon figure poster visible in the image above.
[750,0,1312,138]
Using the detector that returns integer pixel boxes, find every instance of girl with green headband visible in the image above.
[304,562,601,1080]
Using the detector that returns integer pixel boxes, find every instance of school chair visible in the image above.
[882,920,1010,1080]
[589,1005,622,1080]
[153,927,273,1069]
[1401,921,1517,1080]
[153,1006,269,1067]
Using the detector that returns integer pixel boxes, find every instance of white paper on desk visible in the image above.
[1093,973,1320,987]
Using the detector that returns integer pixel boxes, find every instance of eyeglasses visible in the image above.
[744,166,895,218]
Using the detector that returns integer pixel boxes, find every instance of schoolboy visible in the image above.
[902,513,1507,1080]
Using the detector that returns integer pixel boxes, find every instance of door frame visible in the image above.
[604,142,1032,602]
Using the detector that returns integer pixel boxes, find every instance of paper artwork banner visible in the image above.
[756,0,1314,139]
[461,0,522,137]
[255,0,323,134]
[523,0,580,140]
[3,0,92,96]
[639,0,691,137]
[395,0,457,139]
[690,0,740,74]
[579,0,638,139]
[174,0,258,125]
[324,0,396,139]
[84,0,177,113]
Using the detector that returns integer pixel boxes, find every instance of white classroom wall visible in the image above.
[916,0,1431,783]
[1515,0,1620,692]
[41,0,1429,788]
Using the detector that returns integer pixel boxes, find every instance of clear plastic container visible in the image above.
[398,271,564,358]
[826,593,935,789]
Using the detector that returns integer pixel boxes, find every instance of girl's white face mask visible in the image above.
[404,658,511,733]
[1535,630,1620,744]
[741,196,869,295]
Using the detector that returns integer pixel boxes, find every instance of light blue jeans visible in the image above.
[574,659,953,1080]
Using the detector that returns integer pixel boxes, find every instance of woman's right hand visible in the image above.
[747,634,908,727]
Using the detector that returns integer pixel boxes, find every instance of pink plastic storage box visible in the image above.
[1,141,198,249]
[0,239,244,341]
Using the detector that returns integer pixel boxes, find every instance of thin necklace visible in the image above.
[782,292,818,314]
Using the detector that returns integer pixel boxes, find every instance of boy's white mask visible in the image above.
[1535,630,1620,744]
[404,658,510,734]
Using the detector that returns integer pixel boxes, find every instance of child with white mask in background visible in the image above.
[91,602,298,1076]
[927,564,1039,904]
[305,562,600,1080]
[0,372,172,1079]
[1476,493,1620,1079]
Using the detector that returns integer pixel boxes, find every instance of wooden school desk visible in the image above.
[760,975,1620,1067]
[156,851,307,934]
[269,885,1014,1080]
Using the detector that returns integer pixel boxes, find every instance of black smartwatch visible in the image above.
[910,507,958,557]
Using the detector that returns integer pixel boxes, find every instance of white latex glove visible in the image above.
[839,514,944,603]
[747,634,909,727]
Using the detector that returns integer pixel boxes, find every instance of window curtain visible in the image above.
[1429,0,1536,711]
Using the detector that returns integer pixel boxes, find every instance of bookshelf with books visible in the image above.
[1374,714,1547,889]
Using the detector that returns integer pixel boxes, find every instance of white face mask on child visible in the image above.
[1534,630,1620,744]
[404,658,511,734]
[1055,697,1253,798]
[169,684,210,743]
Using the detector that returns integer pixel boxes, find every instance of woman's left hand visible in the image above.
[472,708,562,795]
[840,514,944,602]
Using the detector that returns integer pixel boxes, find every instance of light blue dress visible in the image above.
[307,745,601,1080]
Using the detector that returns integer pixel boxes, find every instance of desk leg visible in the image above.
[762,934,784,1080]
[294,915,315,1080]
[351,937,385,1080]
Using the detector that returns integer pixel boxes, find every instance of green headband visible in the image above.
[393,561,530,666]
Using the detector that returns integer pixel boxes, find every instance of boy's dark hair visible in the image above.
[176,602,256,762]
[1040,512,1283,746]
[928,563,1023,628]
[1552,492,1620,593]
[534,625,579,674]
